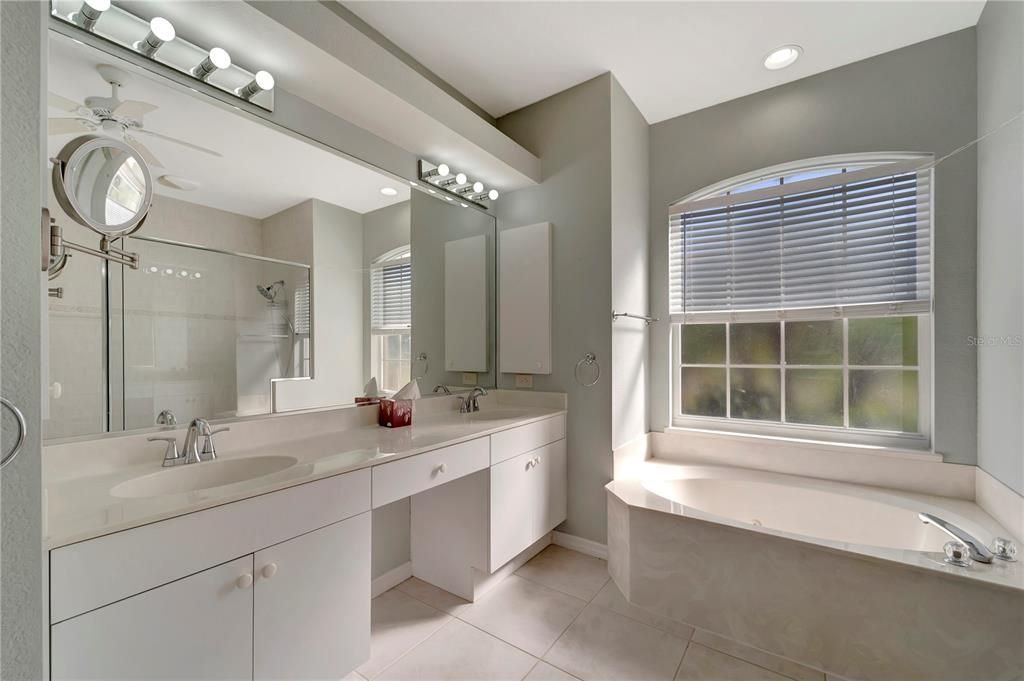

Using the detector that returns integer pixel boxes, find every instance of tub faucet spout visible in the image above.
[919,513,994,563]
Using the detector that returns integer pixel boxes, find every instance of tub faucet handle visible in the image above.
[943,541,973,568]
[990,537,1018,562]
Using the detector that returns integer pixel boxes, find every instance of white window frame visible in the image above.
[668,153,934,449]
[370,245,412,395]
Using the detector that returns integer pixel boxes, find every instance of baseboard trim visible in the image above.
[552,531,608,560]
[372,561,412,598]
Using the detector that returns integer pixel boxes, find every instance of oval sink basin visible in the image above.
[112,455,298,498]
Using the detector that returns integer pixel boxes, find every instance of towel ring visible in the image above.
[574,353,601,387]
[0,397,27,470]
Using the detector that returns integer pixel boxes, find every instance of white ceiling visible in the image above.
[48,34,409,220]
[344,1,985,124]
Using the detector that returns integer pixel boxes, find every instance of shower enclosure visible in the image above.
[45,235,311,439]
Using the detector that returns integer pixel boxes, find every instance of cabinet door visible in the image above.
[254,513,371,681]
[51,556,254,681]
[535,439,567,535]
[489,451,537,570]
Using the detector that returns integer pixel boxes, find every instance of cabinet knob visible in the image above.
[261,563,278,579]
[436,463,447,474]
[236,573,253,590]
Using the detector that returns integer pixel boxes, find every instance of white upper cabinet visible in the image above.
[499,222,553,374]
[254,514,371,681]
[51,556,255,681]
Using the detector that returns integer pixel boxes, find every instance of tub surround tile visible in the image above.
[592,581,695,641]
[543,603,687,681]
[396,577,473,617]
[357,589,451,679]
[459,575,587,657]
[610,499,1024,681]
[675,643,792,681]
[976,466,1024,542]
[524,662,582,681]
[515,545,610,601]
[375,619,536,681]
[690,631,824,681]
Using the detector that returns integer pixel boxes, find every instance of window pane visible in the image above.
[730,368,781,421]
[386,333,402,358]
[730,323,780,364]
[681,324,725,364]
[680,367,726,417]
[849,369,919,432]
[401,334,411,360]
[786,369,843,426]
[785,320,842,365]
[849,317,918,366]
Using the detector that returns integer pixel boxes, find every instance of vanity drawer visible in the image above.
[372,438,490,508]
[50,468,370,624]
[490,414,565,465]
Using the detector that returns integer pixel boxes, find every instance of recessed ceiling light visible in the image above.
[764,45,802,70]
[428,189,436,194]
[460,203,468,208]
[380,187,398,196]
[445,196,453,201]
[409,181,418,187]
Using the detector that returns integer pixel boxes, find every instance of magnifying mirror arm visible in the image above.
[43,210,140,271]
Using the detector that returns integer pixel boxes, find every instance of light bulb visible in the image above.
[764,45,802,70]
[238,70,275,100]
[488,189,499,201]
[137,17,175,56]
[471,181,484,193]
[75,0,110,30]
[380,187,398,196]
[455,173,467,185]
[437,163,450,177]
[193,47,231,81]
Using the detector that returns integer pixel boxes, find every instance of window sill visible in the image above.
[662,425,940,463]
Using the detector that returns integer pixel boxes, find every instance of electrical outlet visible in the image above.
[462,372,478,386]
[515,374,534,389]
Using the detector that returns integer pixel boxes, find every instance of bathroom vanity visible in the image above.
[44,395,567,680]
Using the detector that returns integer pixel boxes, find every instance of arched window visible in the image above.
[370,245,412,393]
[668,153,932,447]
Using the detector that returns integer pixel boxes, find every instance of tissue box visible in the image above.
[378,399,412,428]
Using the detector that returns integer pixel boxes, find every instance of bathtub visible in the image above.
[606,464,1024,681]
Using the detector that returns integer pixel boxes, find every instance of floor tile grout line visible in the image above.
[673,639,693,681]
[686,641,812,681]
[361,602,454,681]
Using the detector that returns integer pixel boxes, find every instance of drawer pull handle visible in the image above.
[236,573,253,590]
[435,463,447,475]
[261,563,278,579]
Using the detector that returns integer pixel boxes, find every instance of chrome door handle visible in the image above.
[0,397,27,470]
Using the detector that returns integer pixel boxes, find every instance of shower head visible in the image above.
[257,280,285,302]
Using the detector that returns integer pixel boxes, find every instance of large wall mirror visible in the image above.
[44,33,496,441]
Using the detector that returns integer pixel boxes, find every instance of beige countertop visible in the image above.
[45,404,565,550]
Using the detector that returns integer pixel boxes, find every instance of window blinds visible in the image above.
[293,284,311,335]
[669,161,932,322]
[370,256,412,332]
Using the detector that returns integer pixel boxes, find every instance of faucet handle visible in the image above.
[148,436,182,467]
[990,537,1018,562]
[201,426,230,460]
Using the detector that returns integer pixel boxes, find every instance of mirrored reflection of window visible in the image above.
[370,245,412,393]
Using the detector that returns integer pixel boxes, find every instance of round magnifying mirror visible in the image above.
[51,134,153,237]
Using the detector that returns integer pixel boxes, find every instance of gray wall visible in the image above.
[496,74,615,544]
[648,29,979,465]
[1,2,45,677]
[977,1,1024,494]
[610,77,651,450]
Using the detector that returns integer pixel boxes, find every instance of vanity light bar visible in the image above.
[49,0,276,112]
[417,160,498,210]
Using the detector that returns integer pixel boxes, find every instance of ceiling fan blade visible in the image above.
[48,117,94,135]
[124,135,164,169]
[48,92,83,112]
[133,128,222,158]
[113,99,158,119]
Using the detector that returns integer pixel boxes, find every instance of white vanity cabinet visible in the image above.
[51,556,256,681]
[254,515,370,681]
[411,414,567,600]
[48,470,371,681]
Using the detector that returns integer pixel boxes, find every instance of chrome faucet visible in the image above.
[460,386,488,413]
[919,513,994,563]
[433,384,452,395]
[150,418,230,467]
[156,409,177,427]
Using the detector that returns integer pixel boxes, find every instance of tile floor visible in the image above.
[350,545,828,681]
